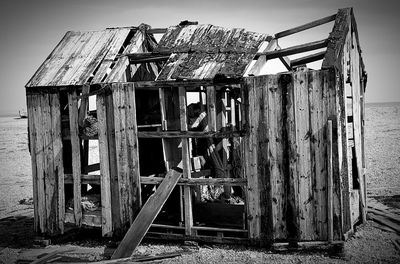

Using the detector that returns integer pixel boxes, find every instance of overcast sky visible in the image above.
[0,0,399,114]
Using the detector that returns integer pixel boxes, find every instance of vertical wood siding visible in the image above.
[27,92,64,234]
[244,68,340,243]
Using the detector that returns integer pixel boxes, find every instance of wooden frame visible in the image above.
[25,7,366,248]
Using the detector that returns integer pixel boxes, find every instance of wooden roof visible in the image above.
[26,28,136,87]
[155,25,270,81]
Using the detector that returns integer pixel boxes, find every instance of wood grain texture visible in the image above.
[267,75,287,240]
[27,94,39,232]
[178,86,193,236]
[50,92,64,234]
[243,77,262,244]
[111,169,182,259]
[68,90,82,226]
[97,93,113,237]
[26,28,135,87]
[293,69,316,241]
[34,94,47,232]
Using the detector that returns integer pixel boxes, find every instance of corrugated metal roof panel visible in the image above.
[26,28,132,87]
[156,24,270,81]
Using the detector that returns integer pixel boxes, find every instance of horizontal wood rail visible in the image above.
[274,14,337,39]
[291,51,327,67]
[138,130,246,139]
[65,174,100,185]
[64,170,238,186]
[255,39,329,60]
[141,176,247,186]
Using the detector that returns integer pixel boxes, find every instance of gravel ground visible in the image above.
[1,104,399,263]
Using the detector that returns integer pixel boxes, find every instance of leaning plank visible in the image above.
[97,94,113,237]
[111,168,182,259]
[68,90,82,226]
[368,213,400,234]
[274,14,336,39]
[368,209,400,225]
[255,39,329,60]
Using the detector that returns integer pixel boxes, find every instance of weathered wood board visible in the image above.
[111,168,182,259]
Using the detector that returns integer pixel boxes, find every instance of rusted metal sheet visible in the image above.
[26,28,132,87]
[156,25,269,81]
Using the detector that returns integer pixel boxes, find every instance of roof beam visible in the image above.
[255,39,329,60]
[274,14,336,39]
[291,51,326,67]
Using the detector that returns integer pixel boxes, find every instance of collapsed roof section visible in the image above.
[155,24,270,81]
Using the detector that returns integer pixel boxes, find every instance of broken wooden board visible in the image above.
[111,168,182,259]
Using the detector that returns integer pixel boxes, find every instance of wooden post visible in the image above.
[50,93,65,234]
[68,90,82,227]
[206,86,217,132]
[178,86,193,236]
[27,94,39,232]
[112,83,141,229]
[327,119,334,243]
[97,94,113,237]
[105,92,121,235]
[217,90,230,195]
[243,78,262,244]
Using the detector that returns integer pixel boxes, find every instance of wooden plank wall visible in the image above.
[111,83,141,232]
[27,92,64,234]
[243,68,340,243]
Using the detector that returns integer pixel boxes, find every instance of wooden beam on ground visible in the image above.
[255,39,329,60]
[110,168,182,259]
[68,90,82,227]
[291,51,326,67]
[274,14,337,39]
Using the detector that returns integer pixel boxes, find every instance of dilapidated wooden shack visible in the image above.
[26,7,367,248]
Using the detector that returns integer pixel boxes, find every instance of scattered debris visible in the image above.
[19,197,34,205]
